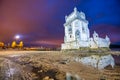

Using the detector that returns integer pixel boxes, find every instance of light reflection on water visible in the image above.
[6,68,16,77]
[9,54,21,57]
[4,60,20,79]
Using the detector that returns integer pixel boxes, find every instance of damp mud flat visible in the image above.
[0,51,120,80]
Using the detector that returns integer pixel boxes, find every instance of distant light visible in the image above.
[15,35,20,40]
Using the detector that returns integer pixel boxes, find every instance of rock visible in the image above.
[38,70,43,73]
[43,76,49,80]
[59,59,70,64]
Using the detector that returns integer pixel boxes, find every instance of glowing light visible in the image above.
[15,35,20,40]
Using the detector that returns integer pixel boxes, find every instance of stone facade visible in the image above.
[61,7,110,50]
[75,55,115,69]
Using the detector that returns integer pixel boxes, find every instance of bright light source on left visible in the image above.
[15,35,20,40]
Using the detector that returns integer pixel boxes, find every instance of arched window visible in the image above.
[70,35,72,38]
[75,30,80,39]
[81,23,85,33]
[68,27,72,34]
[82,27,85,33]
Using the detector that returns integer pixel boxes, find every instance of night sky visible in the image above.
[0,0,120,47]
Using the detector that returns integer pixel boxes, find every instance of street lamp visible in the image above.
[14,35,20,41]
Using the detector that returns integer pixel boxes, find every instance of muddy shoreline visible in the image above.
[0,51,120,80]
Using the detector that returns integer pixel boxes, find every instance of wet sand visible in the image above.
[0,51,120,80]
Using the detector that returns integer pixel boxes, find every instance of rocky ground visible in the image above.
[0,51,120,80]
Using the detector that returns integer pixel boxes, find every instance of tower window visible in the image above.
[75,30,80,38]
[68,27,72,34]
[70,35,72,38]
[82,27,85,33]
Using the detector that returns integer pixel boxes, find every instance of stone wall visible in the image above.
[74,55,115,69]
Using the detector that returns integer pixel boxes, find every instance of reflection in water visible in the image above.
[75,54,115,69]
[6,68,15,77]
[1,60,25,80]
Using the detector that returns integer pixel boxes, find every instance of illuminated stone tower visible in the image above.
[61,7,110,49]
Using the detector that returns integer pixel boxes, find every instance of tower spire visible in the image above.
[74,7,77,12]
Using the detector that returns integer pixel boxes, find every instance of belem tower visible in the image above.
[61,7,110,49]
